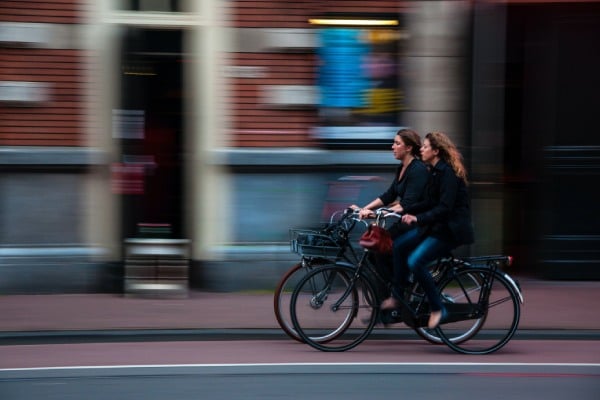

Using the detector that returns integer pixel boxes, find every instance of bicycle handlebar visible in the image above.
[325,207,404,232]
[372,208,402,227]
[374,207,402,218]
[339,207,402,228]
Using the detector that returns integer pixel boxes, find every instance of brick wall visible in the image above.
[230,0,405,28]
[228,53,319,147]
[0,0,88,146]
[0,0,84,24]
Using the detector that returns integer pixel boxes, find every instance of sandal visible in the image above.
[428,306,448,329]
[380,296,399,310]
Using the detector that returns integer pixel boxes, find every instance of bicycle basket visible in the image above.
[289,228,342,258]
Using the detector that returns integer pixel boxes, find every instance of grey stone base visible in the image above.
[0,260,122,294]
[190,245,301,292]
[0,245,302,294]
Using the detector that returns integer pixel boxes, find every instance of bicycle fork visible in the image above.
[305,266,356,311]
[329,257,370,316]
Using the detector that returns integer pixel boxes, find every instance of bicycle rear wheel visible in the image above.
[273,260,335,342]
[413,270,486,344]
[436,267,521,354]
[290,264,378,352]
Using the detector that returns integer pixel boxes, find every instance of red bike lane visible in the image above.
[1,338,599,370]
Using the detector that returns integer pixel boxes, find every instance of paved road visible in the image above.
[2,338,598,399]
[1,363,598,400]
[2,343,599,400]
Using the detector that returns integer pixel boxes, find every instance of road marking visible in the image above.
[1,362,599,377]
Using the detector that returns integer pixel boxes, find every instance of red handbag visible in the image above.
[359,225,392,254]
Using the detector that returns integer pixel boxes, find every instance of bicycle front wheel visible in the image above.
[273,260,336,343]
[290,264,378,352]
[436,267,522,355]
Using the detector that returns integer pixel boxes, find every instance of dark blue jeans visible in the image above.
[391,227,454,312]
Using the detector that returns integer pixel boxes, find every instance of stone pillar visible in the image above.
[403,1,471,148]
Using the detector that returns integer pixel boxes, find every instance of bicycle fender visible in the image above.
[502,272,524,304]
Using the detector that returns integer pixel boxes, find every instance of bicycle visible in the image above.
[289,208,524,354]
[276,208,456,345]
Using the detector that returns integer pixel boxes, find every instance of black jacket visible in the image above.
[378,159,429,210]
[403,160,474,246]
[378,159,429,238]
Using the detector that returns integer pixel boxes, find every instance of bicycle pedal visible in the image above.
[380,309,403,325]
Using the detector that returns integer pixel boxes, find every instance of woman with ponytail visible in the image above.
[381,131,474,330]
[351,128,428,231]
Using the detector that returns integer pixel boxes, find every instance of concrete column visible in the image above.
[403,1,507,256]
[402,1,471,147]
[186,0,233,262]
[84,2,121,261]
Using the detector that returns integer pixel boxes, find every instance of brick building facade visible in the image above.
[1,1,599,293]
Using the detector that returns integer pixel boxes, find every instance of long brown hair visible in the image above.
[425,131,468,184]
[397,129,422,158]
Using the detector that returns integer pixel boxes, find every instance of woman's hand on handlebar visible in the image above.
[349,205,375,220]
[388,203,404,214]
[401,214,417,225]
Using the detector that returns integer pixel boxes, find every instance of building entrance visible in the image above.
[114,28,184,240]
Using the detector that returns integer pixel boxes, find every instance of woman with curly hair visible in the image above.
[381,131,474,330]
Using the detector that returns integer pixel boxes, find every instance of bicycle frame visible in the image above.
[331,250,430,325]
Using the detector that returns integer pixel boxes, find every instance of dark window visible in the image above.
[117,0,182,12]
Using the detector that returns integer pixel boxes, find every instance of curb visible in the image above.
[2,328,599,345]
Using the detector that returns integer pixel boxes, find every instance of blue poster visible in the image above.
[318,29,370,108]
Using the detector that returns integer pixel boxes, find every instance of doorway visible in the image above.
[115,28,184,239]
[503,3,600,279]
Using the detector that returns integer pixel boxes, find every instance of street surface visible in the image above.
[1,363,597,400]
[1,280,598,399]
[1,338,599,399]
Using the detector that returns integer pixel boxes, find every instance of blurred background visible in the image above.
[1,0,599,295]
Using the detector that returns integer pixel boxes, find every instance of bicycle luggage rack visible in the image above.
[289,228,341,258]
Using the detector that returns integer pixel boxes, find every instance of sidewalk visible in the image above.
[1,278,599,334]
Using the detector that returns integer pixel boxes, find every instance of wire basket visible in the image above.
[289,228,343,258]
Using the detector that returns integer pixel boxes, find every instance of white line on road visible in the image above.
[1,362,599,378]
